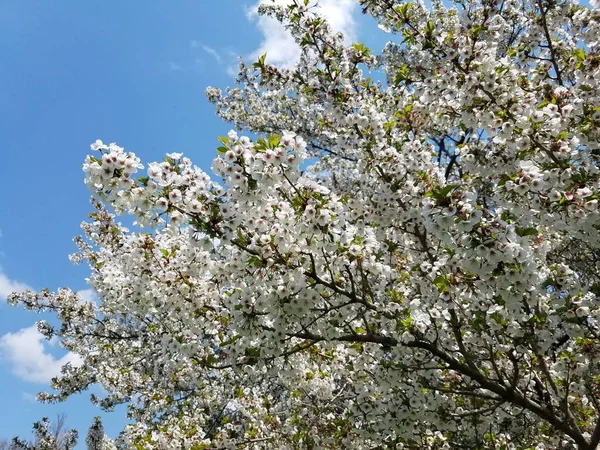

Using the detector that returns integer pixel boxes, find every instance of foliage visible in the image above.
[1,416,77,450]
[0,416,113,450]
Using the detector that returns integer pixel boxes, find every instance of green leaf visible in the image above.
[349,343,363,352]
[430,184,459,203]
[433,275,448,292]
[515,227,538,237]
[401,28,415,45]
[471,24,485,37]
[204,354,218,366]
[393,65,410,84]
[425,20,435,34]
[136,176,149,186]
[438,184,459,198]
[252,53,267,68]
[268,134,280,148]
[220,335,241,347]
[244,347,261,359]
[247,255,265,268]
[352,42,371,58]
[396,317,413,331]
[254,137,268,152]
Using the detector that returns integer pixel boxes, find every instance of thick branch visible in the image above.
[287,329,588,448]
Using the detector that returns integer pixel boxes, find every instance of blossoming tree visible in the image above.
[9,0,600,448]
[2,416,77,450]
[2,416,112,450]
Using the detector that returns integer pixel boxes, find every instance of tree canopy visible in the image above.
[0,415,112,450]
[8,0,600,448]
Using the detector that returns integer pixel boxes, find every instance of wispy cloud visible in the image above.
[21,392,38,403]
[0,268,31,301]
[191,40,223,65]
[0,325,82,384]
[246,0,358,69]
[168,61,183,72]
[201,44,222,64]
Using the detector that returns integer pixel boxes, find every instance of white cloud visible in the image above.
[0,269,31,301]
[0,325,82,384]
[77,288,98,305]
[192,41,223,64]
[201,44,222,64]
[246,0,357,68]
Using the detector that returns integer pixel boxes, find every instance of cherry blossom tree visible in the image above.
[8,0,600,448]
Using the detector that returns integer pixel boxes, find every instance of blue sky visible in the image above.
[0,0,383,444]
